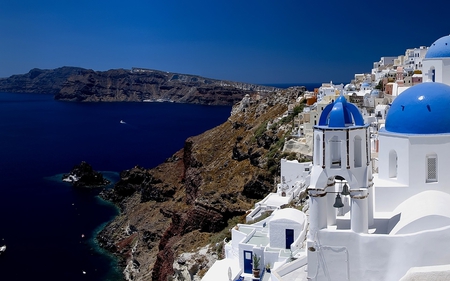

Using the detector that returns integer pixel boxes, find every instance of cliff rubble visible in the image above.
[97,86,308,280]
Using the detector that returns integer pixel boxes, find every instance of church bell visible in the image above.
[341,183,350,196]
[333,194,344,208]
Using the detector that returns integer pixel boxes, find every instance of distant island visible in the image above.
[0,67,279,106]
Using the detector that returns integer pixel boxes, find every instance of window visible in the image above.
[389,150,397,178]
[330,136,341,168]
[426,154,437,183]
[354,136,362,168]
[315,135,321,166]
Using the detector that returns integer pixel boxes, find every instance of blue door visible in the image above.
[286,229,294,249]
[243,250,253,273]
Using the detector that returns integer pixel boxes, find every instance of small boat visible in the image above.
[120,120,126,124]
[0,245,6,254]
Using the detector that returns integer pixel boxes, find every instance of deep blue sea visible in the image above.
[0,92,232,281]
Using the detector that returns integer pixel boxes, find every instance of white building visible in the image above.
[305,81,450,281]
[372,57,397,82]
[372,56,396,70]
[229,208,308,279]
[316,82,343,102]
[403,46,428,71]
[422,35,450,84]
[204,34,450,281]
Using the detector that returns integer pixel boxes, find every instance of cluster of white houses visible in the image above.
[202,34,450,281]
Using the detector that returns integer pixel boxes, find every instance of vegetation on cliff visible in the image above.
[97,86,308,280]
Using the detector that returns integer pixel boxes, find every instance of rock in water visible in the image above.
[62,161,110,187]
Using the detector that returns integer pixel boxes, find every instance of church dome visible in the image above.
[425,35,450,59]
[385,82,450,134]
[370,89,380,97]
[317,95,365,128]
[344,84,356,91]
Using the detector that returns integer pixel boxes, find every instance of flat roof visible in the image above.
[247,230,269,246]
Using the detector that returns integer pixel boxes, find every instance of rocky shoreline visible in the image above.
[62,161,110,187]
[0,66,306,280]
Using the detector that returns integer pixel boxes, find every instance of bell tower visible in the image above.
[308,95,373,237]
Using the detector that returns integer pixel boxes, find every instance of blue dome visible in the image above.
[385,82,450,134]
[425,35,450,58]
[344,84,356,91]
[370,89,380,97]
[317,95,365,128]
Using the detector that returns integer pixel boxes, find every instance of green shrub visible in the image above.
[254,121,268,139]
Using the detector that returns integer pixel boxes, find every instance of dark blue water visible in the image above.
[0,93,231,280]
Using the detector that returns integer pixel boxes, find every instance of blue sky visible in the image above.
[1,0,450,84]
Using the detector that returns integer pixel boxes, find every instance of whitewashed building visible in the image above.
[204,34,450,281]
[403,46,428,71]
[305,81,450,281]
[316,82,343,102]
[422,35,450,84]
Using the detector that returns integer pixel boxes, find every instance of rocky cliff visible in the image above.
[0,67,85,94]
[97,86,308,280]
[62,161,110,187]
[0,67,279,106]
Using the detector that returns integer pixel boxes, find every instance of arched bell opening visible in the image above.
[332,175,351,217]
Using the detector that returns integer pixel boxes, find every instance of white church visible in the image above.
[203,35,450,281]
[422,34,450,84]
[306,34,450,281]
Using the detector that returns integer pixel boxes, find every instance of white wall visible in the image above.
[380,57,396,66]
[269,219,302,249]
[307,226,450,281]
[422,58,450,85]
[280,159,311,187]
[376,132,450,212]
[377,131,410,185]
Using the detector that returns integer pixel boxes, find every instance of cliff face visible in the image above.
[0,67,278,106]
[97,87,307,280]
[55,68,277,105]
[0,67,85,94]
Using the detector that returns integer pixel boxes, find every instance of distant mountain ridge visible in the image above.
[0,67,85,95]
[0,67,279,105]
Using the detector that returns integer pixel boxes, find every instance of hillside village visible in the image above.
[200,34,450,281]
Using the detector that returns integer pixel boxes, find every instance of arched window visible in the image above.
[330,136,341,168]
[426,154,437,183]
[354,135,362,168]
[315,135,321,166]
[389,150,397,178]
